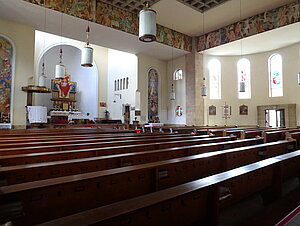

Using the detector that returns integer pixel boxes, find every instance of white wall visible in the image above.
[203,42,300,126]
[137,54,168,124]
[0,18,35,128]
[167,56,186,125]
[107,49,137,123]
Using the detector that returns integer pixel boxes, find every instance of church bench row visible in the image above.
[39,150,300,226]
[286,132,300,149]
[0,138,264,186]
[0,134,210,150]
[0,136,235,166]
[0,135,216,156]
[0,140,291,225]
[0,132,194,143]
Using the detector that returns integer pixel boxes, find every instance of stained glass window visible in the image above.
[269,54,283,97]
[208,59,221,99]
[237,58,251,99]
[174,69,183,80]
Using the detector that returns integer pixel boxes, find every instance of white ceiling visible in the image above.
[0,0,299,60]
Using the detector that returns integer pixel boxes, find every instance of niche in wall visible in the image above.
[257,104,296,128]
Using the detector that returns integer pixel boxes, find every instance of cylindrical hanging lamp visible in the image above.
[239,80,246,92]
[170,84,175,100]
[139,2,157,42]
[55,48,65,79]
[201,77,207,96]
[297,73,300,85]
[81,25,93,67]
[38,62,47,87]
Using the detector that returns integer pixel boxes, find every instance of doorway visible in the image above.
[265,109,285,127]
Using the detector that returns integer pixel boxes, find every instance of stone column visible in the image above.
[185,38,204,126]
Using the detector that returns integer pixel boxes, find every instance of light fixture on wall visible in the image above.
[81,25,93,67]
[201,77,207,96]
[139,2,157,42]
[238,0,245,92]
[38,5,47,87]
[170,84,175,100]
[55,13,65,79]
[298,72,300,85]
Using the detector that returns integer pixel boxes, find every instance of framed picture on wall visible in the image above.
[239,105,248,115]
[209,105,216,115]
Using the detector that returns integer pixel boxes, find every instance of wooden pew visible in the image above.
[0,135,215,156]
[241,130,263,139]
[0,138,263,185]
[37,150,300,226]
[0,140,290,225]
[0,136,235,166]
[0,134,210,150]
[263,130,287,143]
[0,133,193,143]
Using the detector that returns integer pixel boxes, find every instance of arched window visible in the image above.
[269,54,283,97]
[117,79,119,90]
[208,59,221,99]
[123,78,125,90]
[174,69,183,80]
[120,78,123,90]
[0,36,14,124]
[114,80,116,91]
[126,77,129,89]
[237,58,251,99]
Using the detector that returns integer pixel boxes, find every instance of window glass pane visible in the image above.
[269,54,283,97]
[208,59,221,99]
[174,69,183,80]
[237,58,251,99]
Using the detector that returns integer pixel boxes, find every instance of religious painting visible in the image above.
[0,36,13,123]
[208,105,216,116]
[197,1,300,51]
[175,106,183,117]
[148,68,159,121]
[135,110,141,116]
[99,102,107,107]
[239,105,248,115]
[64,0,93,21]
[51,75,76,99]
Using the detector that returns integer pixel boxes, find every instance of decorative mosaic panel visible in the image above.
[22,0,192,52]
[197,1,300,51]
[0,36,13,123]
[148,68,159,120]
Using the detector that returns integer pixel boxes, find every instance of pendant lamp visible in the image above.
[201,77,207,96]
[298,73,300,85]
[55,48,65,79]
[38,62,47,87]
[238,0,245,93]
[55,13,65,79]
[170,84,175,100]
[139,2,157,42]
[81,25,93,67]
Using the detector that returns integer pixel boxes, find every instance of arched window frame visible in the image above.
[268,53,283,97]
[174,69,183,80]
[114,80,117,91]
[208,59,221,100]
[126,77,129,89]
[237,58,251,99]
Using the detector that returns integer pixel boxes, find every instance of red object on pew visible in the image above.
[276,205,300,226]
[135,129,142,133]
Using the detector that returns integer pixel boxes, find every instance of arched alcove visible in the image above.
[35,44,98,119]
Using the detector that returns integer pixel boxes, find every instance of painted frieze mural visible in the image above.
[22,0,192,52]
[0,36,13,123]
[148,68,159,121]
[197,1,300,51]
